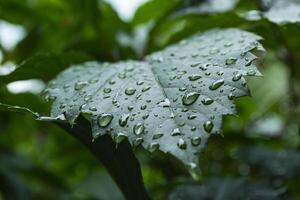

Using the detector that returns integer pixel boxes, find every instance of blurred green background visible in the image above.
[0,0,300,199]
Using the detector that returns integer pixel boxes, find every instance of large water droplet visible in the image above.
[188,75,202,81]
[98,114,113,128]
[209,79,224,90]
[203,120,214,133]
[134,123,145,135]
[182,92,200,106]
[177,138,187,149]
[125,88,136,95]
[119,113,130,127]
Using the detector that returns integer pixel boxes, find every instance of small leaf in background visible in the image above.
[173,0,239,16]
[238,146,300,178]
[262,0,300,24]
[44,28,264,168]
[168,177,286,200]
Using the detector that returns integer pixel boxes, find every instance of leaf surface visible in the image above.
[44,28,264,167]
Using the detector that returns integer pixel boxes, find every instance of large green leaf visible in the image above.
[43,28,264,168]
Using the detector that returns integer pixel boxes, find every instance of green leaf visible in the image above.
[131,0,181,26]
[44,28,264,168]
[173,0,239,16]
[0,52,91,87]
[238,146,300,178]
[262,0,300,24]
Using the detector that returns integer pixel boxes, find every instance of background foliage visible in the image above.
[0,0,300,199]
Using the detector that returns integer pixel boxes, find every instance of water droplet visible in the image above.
[142,86,151,92]
[115,133,127,143]
[134,123,145,135]
[140,105,147,110]
[188,115,197,120]
[136,81,144,85]
[247,70,256,76]
[152,132,163,140]
[182,92,200,106]
[202,97,214,105]
[177,138,187,149]
[179,87,187,92]
[190,63,201,67]
[204,120,213,133]
[191,137,201,146]
[188,75,202,81]
[209,79,224,90]
[98,114,113,128]
[128,106,134,111]
[159,98,171,107]
[84,95,92,102]
[133,138,143,147]
[225,57,238,65]
[224,42,233,47]
[89,107,97,111]
[210,47,220,54]
[228,93,235,100]
[142,114,149,120]
[118,73,126,79]
[75,81,88,90]
[104,88,111,93]
[217,71,224,76]
[125,88,136,95]
[119,113,130,127]
[109,79,116,85]
[232,73,242,81]
[148,142,159,152]
[171,128,181,136]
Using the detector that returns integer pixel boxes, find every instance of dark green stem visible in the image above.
[58,115,151,200]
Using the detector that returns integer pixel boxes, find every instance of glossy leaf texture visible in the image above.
[43,28,264,168]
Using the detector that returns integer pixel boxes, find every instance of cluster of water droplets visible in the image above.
[44,28,262,167]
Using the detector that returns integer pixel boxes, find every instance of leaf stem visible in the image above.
[58,115,152,200]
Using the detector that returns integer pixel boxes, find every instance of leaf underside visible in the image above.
[44,28,264,168]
